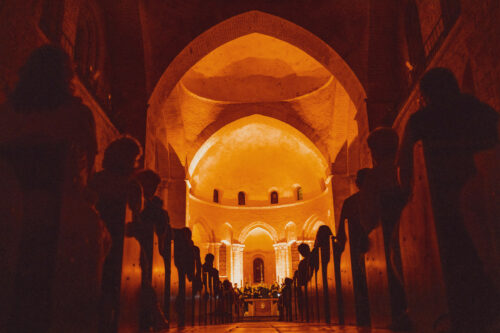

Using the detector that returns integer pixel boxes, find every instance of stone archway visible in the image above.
[145,10,370,175]
[144,11,372,288]
[148,10,367,116]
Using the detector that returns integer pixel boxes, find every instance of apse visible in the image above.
[188,114,329,205]
[187,115,334,284]
[149,32,363,286]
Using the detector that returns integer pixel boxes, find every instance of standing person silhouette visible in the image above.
[88,136,143,333]
[129,169,168,331]
[336,170,371,326]
[366,127,410,330]
[398,67,499,332]
[0,45,99,332]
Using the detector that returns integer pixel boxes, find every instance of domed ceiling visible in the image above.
[188,115,329,206]
[181,33,331,102]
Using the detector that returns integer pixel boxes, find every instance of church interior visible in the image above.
[0,1,499,333]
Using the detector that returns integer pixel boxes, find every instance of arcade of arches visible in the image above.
[1,1,500,333]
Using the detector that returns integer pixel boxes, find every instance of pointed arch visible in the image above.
[148,10,366,117]
[190,217,215,244]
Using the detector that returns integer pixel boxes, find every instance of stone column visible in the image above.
[273,242,289,283]
[285,242,291,278]
[231,244,245,287]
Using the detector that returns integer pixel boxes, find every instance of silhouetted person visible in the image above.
[222,280,234,322]
[281,277,293,321]
[337,169,370,326]
[313,225,335,324]
[297,243,313,286]
[150,183,172,324]
[398,67,499,332]
[297,243,313,321]
[366,127,410,330]
[88,136,143,333]
[202,253,218,323]
[189,232,202,326]
[0,45,99,333]
[128,169,168,331]
[173,227,196,327]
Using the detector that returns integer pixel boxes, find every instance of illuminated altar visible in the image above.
[244,298,279,317]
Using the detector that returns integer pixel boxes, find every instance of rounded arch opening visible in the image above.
[239,222,278,244]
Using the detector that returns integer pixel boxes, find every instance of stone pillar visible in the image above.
[285,243,291,278]
[231,244,245,287]
[273,242,289,283]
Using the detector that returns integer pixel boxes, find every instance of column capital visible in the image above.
[231,243,245,251]
[273,242,288,250]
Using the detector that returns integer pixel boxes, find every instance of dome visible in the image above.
[188,115,329,206]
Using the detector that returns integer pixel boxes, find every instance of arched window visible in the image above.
[74,5,100,92]
[213,189,219,203]
[270,191,278,204]
[253,258,264,283]
[297,186,303,200]
[238,191,245,205]
[73,3,111,112]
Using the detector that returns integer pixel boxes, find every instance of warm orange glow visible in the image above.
[169,32,362,287]
[243,227,275,250]
[189,115,329,205]
[182,33,331,102]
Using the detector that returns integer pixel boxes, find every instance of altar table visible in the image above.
[243,298,279,317]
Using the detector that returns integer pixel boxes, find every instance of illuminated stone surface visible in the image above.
[168,322,397,332]
[189,115,328,204]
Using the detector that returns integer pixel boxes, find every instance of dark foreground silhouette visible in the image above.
[398,67,499,332]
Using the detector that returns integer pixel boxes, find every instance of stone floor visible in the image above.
[168,322,396,332]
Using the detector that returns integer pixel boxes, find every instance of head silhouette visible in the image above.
[182,227,192,241]
[315,225,333,248]
[136,169,161,200]
[355,168,371,189]
[204,253,215,266]
[298,243,311,257]
[102,136,142,173]
[420,67,460,105]
[10,44,74,112]
[367,127,399,164]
